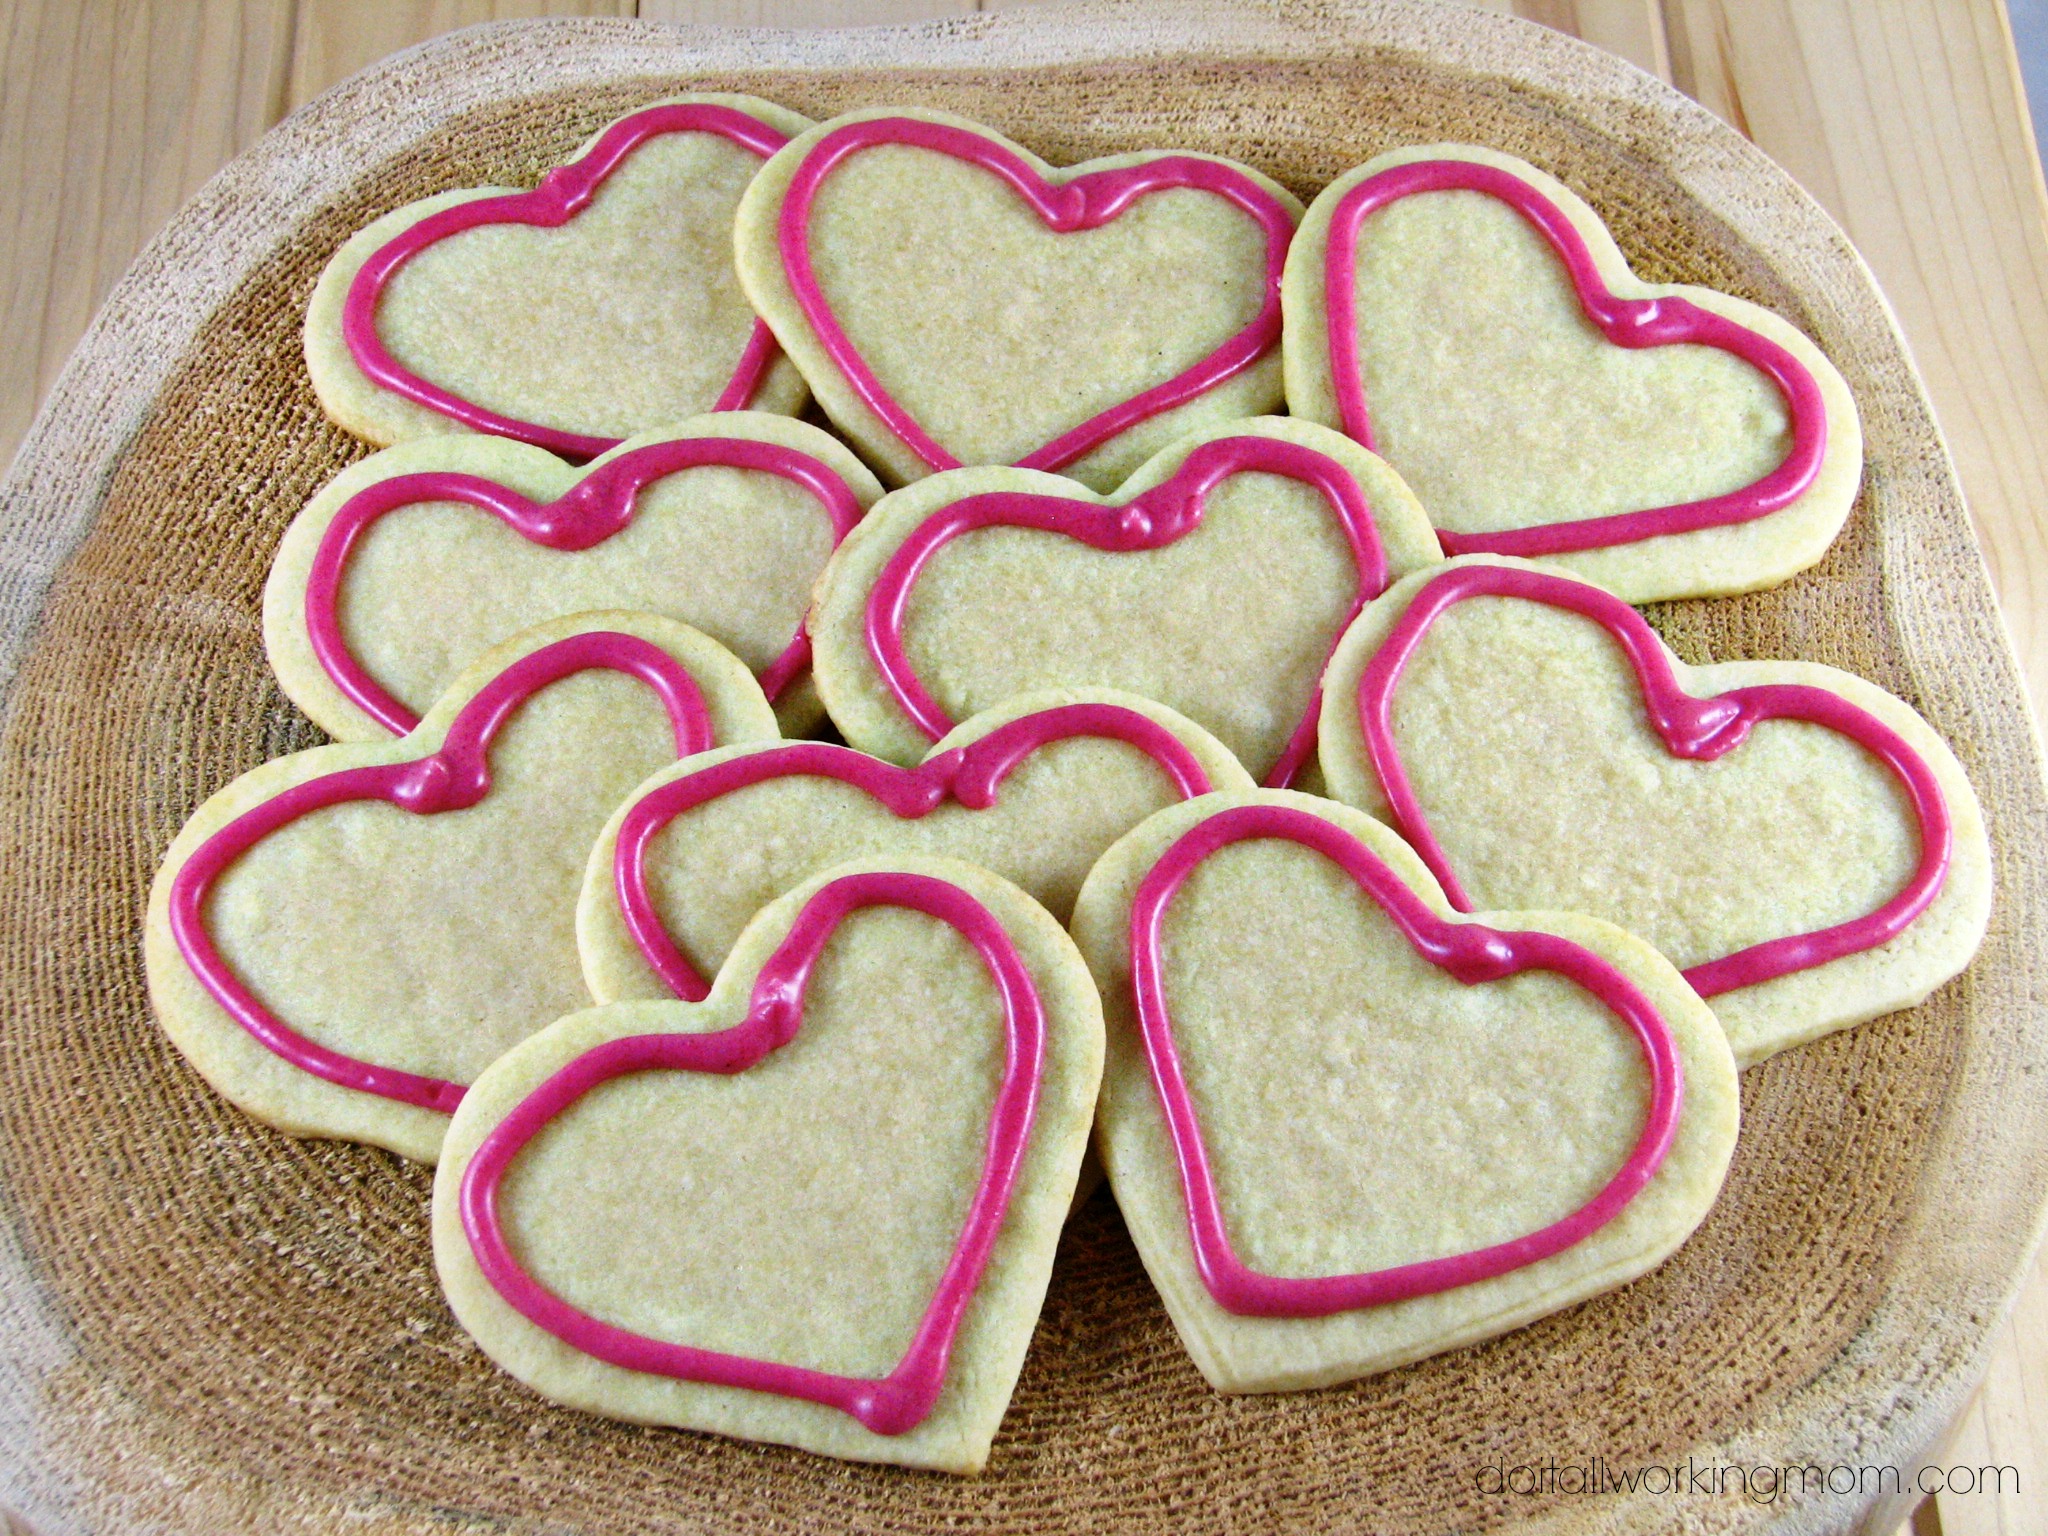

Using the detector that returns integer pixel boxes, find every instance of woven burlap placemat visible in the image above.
[0,3,2043,1532]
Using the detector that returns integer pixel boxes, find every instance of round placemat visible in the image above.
[0,3,2043,1532]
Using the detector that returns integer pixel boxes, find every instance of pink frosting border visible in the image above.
[305,434,866,735]
[1128,801,1683,1315]
[165,631,716,1114]
[776,116,1297,475]
[1352,563,1953,998]
[458,868,1046,1435]
[861,433,1391,789]
[612,700,1216,1000]
[1321,159,1829,557]
[341,103,791,460]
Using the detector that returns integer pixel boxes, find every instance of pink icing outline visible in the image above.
[1129,801,1683,1315]
[612,701,1216,1001]
[776,116,1297,475]
[165,631,717,1114]
[305,435,866,735]
[1321,159,1828,557]
[1353,563,1953,998]
[342,104,792,460]
[458,868,1045,1435]
[862,434,1391,790]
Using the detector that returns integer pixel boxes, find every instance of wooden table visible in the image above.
[2,2,2042,1532]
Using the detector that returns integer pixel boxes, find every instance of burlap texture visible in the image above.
[0,3,2043,1532]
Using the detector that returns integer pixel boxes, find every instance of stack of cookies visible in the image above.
[142,95,1992,1474]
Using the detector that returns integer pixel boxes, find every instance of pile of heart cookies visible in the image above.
[143,94,1993,1474]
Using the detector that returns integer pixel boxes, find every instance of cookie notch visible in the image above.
[300,433,866,735]
[609,700,1218,999]
[1129,801,1683,1317]
[342,102,792,458]
[772,114,1298,478]
[164,629,716,1114]
[1349,561,1953,998]
[458,869,1045,1437]
[859,432,1391,788]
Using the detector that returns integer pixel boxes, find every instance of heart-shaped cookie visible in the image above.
[307,96,813,455]
[263,413,882,741]
[434,856,1103,1471]
[735,107,1304,492]
[1069,791,1739,1391]
[144,614,779,1163]
[808,417,1440,785]
[1317,556,1991,1064]
[1282,145,1862,601]
[579,688,1254,1004]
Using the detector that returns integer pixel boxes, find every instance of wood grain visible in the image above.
[0,4,2042,1534]
[0,0,293,470]
[286,1,635,110]
[1470,0,1671,82]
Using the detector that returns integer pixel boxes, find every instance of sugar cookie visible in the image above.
[808,417,1440,785]
[1070,791,1739,1391]
[1283,145,1861,601]
[307,96,811,454]
[1317,556,1991,1063]
[435,856,1102,1471]
[579,688,1254,1003]
[735,107,1303,491]
[263,412,881,741]
[144,614,779,1163]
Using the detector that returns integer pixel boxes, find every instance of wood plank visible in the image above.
[1656,7,2048,1533]
[0,0,651,471]
[1505,0,1673,83]
[285,0,635,110]
[0,0,294,472]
